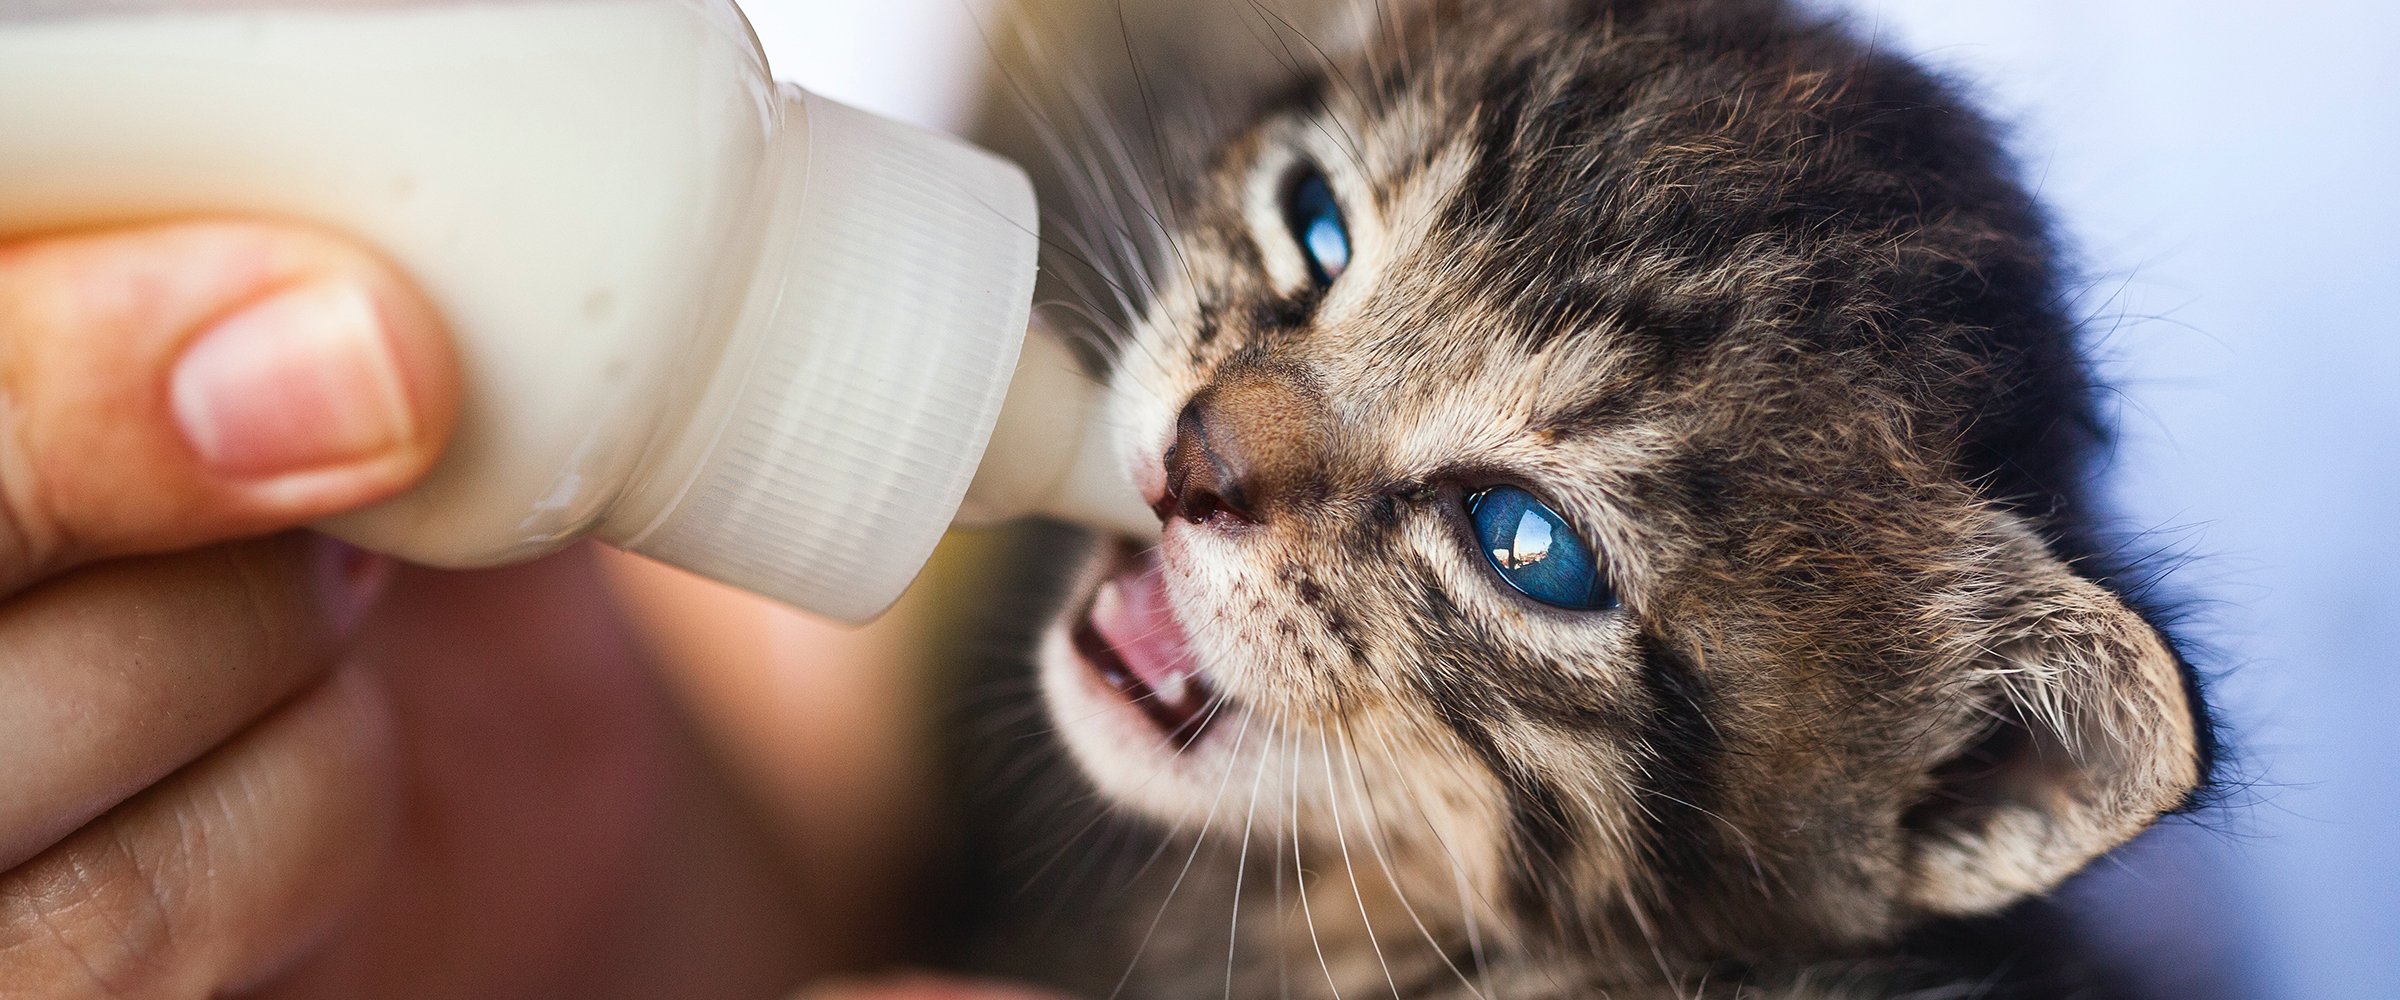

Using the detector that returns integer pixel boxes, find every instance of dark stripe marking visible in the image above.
[1630,631,1726,897]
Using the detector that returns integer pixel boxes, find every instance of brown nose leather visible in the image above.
[1160,362,1326,525]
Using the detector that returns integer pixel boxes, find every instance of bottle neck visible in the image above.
[957,325,1158,538]
[600,86,1042,623]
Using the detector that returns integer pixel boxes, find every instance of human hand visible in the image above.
[0,220,457,992]
[0,220,1051,999]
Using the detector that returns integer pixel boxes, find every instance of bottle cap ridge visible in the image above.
[621,88,1040,623]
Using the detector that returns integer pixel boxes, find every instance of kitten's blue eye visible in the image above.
[1282,168,1351,287]
[1465,486,1616,611]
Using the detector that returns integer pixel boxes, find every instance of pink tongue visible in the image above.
[1090,551,1200,696]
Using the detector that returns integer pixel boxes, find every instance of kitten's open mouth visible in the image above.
[1071,547,1222,749]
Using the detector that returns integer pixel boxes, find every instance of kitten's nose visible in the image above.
[1160,362,1325,526]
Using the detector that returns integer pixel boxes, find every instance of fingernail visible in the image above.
[173,281,417,481]
[310,536,393,635]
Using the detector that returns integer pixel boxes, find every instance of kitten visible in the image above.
[934,1,2216,997]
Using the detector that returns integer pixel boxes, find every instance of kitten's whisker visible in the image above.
[1065,700,1257,896]
[1009,687,1243,885]
[993,12,1197,380]
[1272,718,1297,1000]
[1053,810,1139,926]
[983,10,1216,376]
[1315,726,1405,1000]
[977,16,1149,295]
[1107,698,1262,1000]
[1363,719,1603,997]
[1110,805,1201,914]
[1051,123,1161,278]
[1605,823,1683,995]
[1035,235,1143,325]
[1000,770,1150,870]
[1108,0,1209,315]
[1365,741,1575,1000]
[1625,773,1773,899]
[1225,700,1287,1000]
[1170,690,1242,765]
[1030,299,1129,365]
[1009,786,1137,886]
[1231,0,1369,173]
[1290,714,1347,1000]
[1331,716,1493,1000]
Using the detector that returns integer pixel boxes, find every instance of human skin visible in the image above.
[0,220,1028,999]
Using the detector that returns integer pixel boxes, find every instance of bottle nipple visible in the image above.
[961,326,1158,539]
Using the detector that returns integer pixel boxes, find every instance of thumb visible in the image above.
[0,221,458,594]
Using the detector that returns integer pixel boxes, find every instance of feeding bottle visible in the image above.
[0,0,1152,622]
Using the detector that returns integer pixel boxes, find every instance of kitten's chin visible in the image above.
[1040,543,1244,818]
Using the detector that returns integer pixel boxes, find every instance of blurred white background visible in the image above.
[745,1,2397,995]
[739,0,998,131]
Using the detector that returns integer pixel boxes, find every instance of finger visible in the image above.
[0,663,397,997]
[0,534,385,871]
[0,220,458,594]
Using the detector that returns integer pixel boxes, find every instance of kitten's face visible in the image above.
[1030,0,2202,965]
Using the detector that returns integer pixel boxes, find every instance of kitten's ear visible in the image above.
[1901,539,2205,915]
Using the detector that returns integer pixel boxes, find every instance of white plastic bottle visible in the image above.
[0,0,1151,622]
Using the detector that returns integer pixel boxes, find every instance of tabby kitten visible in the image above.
[939,1,2214,997]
